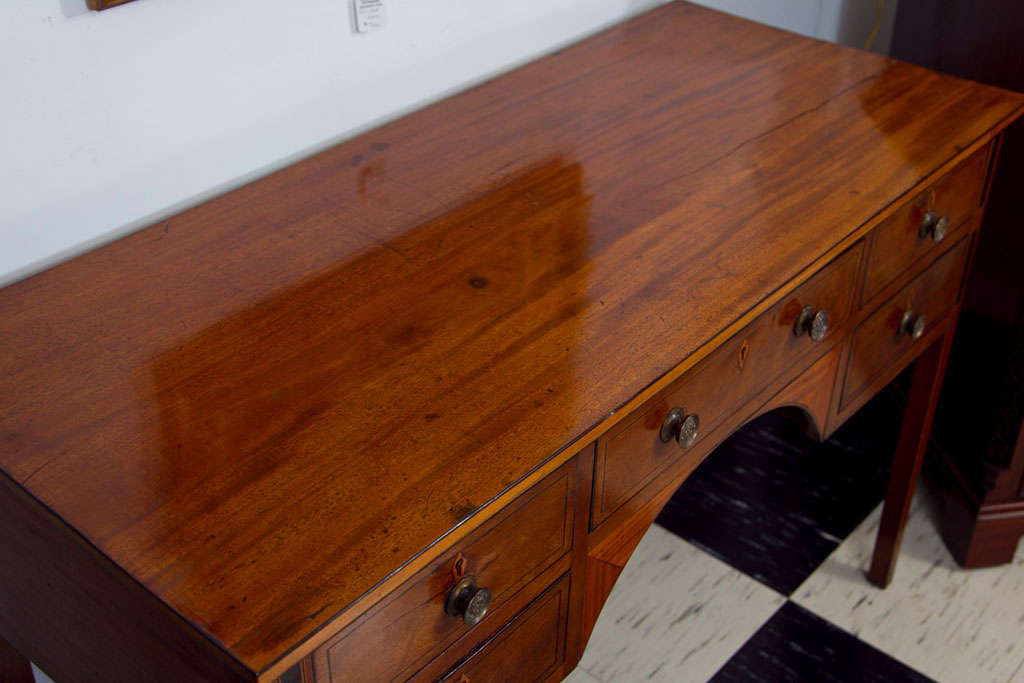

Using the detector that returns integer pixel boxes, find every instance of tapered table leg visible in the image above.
[868,331,954,587]
[0,634,35,683]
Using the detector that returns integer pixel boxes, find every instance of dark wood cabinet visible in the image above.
[892,0,1024,567]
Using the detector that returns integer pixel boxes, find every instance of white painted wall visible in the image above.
[689,0,898,52]
[1,0,897,288]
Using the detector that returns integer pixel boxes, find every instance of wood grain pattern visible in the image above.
[576,137,989,625]
[593,243,861,524]
[400,559,573,682]
[582,345,844,645]
[586,337,849,555]
[842,237,970,409]
[862,143,989,303]
[313,462,573,682]
[0,471,252,683]
[1,2,1022,678]
[756,344,842,440]
[436,575,570,683]
[87,0,138,10]
[868,329,957,587]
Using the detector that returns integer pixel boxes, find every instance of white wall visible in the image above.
[689,0,898,51]
[0,0,898,288]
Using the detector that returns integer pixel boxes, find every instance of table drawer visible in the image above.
[863,143,989,303]
[842,237,971,409]
[313,463,574,682]
[591,242,863,526]
[437,574,569,683]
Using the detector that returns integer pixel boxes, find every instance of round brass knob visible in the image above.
[919,211,949,243]
[899,310,927,340]
[445,575,492,626]
[660,407,700,449]
[794,305,829,342]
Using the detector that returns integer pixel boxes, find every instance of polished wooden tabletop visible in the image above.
[1,1,1021,676]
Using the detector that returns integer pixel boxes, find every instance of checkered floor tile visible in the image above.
[569,387,1024,683]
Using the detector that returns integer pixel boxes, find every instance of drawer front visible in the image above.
[842,237,971,409]
[316,463,574,682]
[438,574,569,683]
[863,144,989,303]
[592,242,863,526]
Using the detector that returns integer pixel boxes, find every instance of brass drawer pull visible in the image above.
[919,210,949,243]
[794,305,829,341]
[660,408,700,449]
[445,575,492,627]
[899,310,927,340]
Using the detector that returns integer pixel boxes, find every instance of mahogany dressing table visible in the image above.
[1,3,1022,681]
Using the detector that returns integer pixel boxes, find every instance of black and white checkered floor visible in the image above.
[566,389,1024,683]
